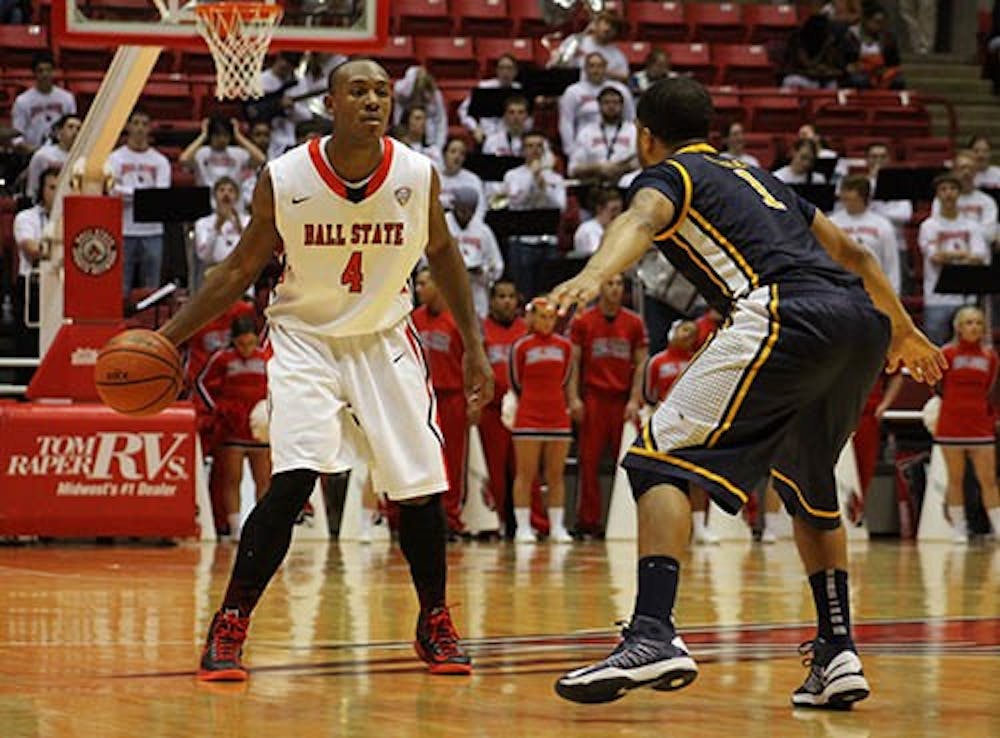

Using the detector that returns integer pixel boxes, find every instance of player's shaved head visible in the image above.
[329,58,389,90]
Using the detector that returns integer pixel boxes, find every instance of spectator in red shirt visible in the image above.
[196,317,271,540]
[935,307,1000,543]
[693,306,723,350]
[644,320,718,545]
[569,273,649,537]
[509,297,575,542]
[413,268,469,537]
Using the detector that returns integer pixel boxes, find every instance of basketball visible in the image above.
[94,329,183,417]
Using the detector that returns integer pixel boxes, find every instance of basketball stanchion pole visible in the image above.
[462,426,500,535]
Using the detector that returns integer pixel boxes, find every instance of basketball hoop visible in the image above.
[194,1,283,100]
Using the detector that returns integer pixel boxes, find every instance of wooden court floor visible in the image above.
[1,538,998,738]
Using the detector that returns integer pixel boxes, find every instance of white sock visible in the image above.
[360,507,373,533]
[988,507,1000,536]
[514,507,531,533]
[227,512,241,538]
[949,505,967,535]
[549,506,565,531]
[764,512,783,537]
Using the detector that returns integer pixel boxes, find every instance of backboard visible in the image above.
[52,0,389,53]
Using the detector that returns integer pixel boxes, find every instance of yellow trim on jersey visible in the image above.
[688,208,760,289]
[651,160,694,242]
[629,446,750,503]
[706,285,781,448]
[668,232,734,299]
[772,468,841,519]
[674,143,718,155]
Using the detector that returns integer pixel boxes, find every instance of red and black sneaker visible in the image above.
[413,605,472,675]
[198,609,250,682]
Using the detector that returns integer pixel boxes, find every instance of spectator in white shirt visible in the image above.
[720,121,761,168]
[861,141,914,228]
[179,116,266,191]
[393,66,448,151]
[629,48,674,97]
[439,136,487,219]
[446,187,503,317]
[24,113,79,201]
[829,175,900,293]
[194,177,249,279]
[503,132,567,299]
[572,188,623,257]
[11,51,76,152]
[969,135,1000,189]
[395,106,444,170]
[773,138,827,184]
[107,108,172,297]
[569,87,639,187]
[259,52,310,159]
[11,167,59,383]
[288,51,346,120]
[919,174,990,344]
[459,55,525,146]
[482,95,532,157]
[554,10,630,83]
[932,150,999,244]
[798,124,839,160]
[559,52,635,157]
[240,121,273,211]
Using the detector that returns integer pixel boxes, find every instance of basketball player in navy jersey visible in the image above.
[157,59,493,681]
[550,77,946,708]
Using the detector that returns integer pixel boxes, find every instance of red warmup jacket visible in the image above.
[483,315,526,405]
[412,305,464,392]
[570,305,647,394]
[643,345,693,405]
[197,345,269,445]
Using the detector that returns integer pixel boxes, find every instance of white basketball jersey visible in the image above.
[267,136,432,337]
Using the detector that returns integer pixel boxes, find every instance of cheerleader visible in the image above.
[935,306,1000,543]
[197,316,272,540]
[644,320,719,545]
[509,297,575,543]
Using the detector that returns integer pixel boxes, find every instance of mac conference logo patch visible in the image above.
[72,227,118,276]
[394,187,412,206]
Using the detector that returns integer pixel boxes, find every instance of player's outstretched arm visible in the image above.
[159,169,281,347]
[425,169,494,410]
[550,187,674,316]
[811,210,947,384]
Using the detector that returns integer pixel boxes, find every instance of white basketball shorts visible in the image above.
[267,317,448,501]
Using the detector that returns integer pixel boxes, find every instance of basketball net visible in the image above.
[194,1,283,100]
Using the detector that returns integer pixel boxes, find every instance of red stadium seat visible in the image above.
[625,2,688,42]
[714,44,777,86]
[393,0,453,36]
[0,24,49,70]
[744,4,799,44]
[437,78,478,120]
[870,104,931,137]
[841,136,893,159]
[476,37,534,76]
[622,41,652,70]
[687,3,745,44]
[663,42,714,85]
[414,36,479,79]
[374,36,419,78]
[902,136,954,165]
[812,102,872,134]
[746,95,803,132]
[509,0,552,37]
[453,0,512,37]
[743,133,778,168]
[179,49,217,76]
[57,40,114,73]
[711,94,746,127]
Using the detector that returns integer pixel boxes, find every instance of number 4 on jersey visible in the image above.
[341,251,364,293]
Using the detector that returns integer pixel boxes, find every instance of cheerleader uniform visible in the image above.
[509,331,573,439]
[934,340,998,446]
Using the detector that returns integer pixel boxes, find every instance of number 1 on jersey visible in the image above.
[341,251,364,293]
[733,169,787,211]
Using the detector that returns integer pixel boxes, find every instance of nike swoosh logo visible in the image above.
[292,195,311,204]
[392,353,405,363]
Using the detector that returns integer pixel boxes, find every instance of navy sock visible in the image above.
[634,556,680,626]
[808,569,853,647]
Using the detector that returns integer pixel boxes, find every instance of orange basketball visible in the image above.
[95,329,183,417]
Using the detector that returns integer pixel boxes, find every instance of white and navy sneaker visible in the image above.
[792,639,870,710]
[554,615,698,704]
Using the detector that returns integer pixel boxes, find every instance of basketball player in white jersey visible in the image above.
[156,59,493,681]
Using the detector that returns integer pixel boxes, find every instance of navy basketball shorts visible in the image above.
[622,283,891,530]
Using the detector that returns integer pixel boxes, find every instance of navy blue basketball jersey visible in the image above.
[628,143,861,310]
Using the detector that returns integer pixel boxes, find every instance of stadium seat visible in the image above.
[180,49,217,76]
[0,25,49,70]
[509,0,551,37]
[414,36,479,79]
[711,94,746,127]
[743,133,778,168]
[870,104,931,137]
[902,136,954,165]
[746,95,803,132]
[622,41,652,70]
[714,44,777,86]
[57,40,114,72]
[812,102,872,134]
[625,2,688,42]
[374,36,419,78]
[744,4,799,44]
[687,3,745,44]
[393,0,453,36]
[476,37,534,76]
[842,136,894,159]
[437,78,478,120]
[663,42,714,85]
[453,0,512,37]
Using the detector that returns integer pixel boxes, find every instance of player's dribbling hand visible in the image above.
[886,327,947,385]
[550,268,604,317]
[463,348,495,413]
